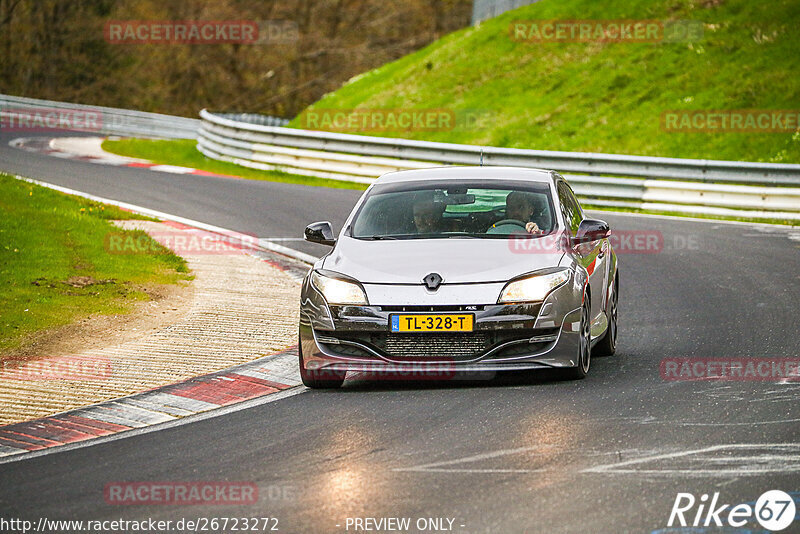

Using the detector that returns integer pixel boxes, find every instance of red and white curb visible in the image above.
[0,346,302,460]
[9,136,242,179]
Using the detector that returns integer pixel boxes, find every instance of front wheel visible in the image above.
[594,276,618,357]
[298,331,345,388]
[565,295,591,380]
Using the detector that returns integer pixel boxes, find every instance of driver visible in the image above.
[412,199,446,234]
[497,191,544,234]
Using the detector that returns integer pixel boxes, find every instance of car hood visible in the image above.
[322,236,565,284]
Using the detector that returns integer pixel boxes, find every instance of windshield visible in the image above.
[350,180,556,240]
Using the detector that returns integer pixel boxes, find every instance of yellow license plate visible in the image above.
[390,314,474,332]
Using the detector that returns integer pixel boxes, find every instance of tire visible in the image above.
[594,275,618,357]
[298,331,345,389]
[565,294,591,380]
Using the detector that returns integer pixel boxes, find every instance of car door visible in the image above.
[557,181,607,335]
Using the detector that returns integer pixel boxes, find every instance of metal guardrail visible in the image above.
[3,94,797,220]
[472,0,540,25]
[212,112,290,128]
[0,94,200,139]
[197,109,800,221]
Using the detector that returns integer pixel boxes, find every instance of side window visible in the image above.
[557,182,583,235]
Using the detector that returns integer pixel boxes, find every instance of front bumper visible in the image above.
[299,277,583,375]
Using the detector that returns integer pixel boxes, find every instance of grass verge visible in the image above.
[102,138,368,190]
[0,173,192,354]
[293,0,800,163]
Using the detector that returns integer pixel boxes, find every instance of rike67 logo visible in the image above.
[668,490,796,531]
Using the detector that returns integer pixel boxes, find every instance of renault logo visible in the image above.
[423,273,443,290]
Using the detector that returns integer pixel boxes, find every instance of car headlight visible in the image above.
[498,269,571,304]
[311,271,368,305]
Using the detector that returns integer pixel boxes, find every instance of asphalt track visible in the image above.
[1,131,799,533]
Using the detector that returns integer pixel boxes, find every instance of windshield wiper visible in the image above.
[364,235,400,240]
[442,233,483,239]
[362,233,483,240]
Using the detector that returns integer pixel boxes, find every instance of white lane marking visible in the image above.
[48,137,149,164]
[13,175,317,265]
[149,164,196,174]
[582,444,800,475]
[395,444,800,476]
[657,417,800,426]
[90,159,131,166]
[393,446,556,473]
[402,468,546,474]
[47,151,75,159]
[0,385,308,466]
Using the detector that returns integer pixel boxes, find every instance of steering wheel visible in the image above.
[488,219,527,231]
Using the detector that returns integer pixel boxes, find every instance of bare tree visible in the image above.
[0,0,471,117]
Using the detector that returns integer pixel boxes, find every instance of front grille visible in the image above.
[383,332,490,359]
[332,331,495,361]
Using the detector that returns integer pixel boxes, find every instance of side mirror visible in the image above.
[304,221,336,246]
[572,219,610,245]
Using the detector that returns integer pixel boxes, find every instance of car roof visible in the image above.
[374,166,557,185]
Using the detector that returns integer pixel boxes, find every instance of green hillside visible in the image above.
[291,0,800,163]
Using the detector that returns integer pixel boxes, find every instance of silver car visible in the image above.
[299,167,618,388]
